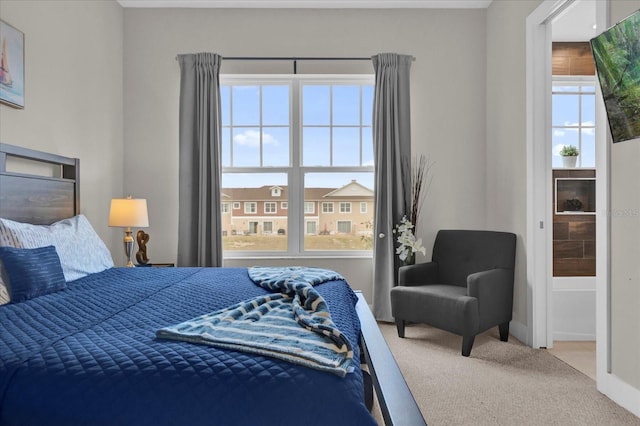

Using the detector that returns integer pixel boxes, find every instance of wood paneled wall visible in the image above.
[553,169,596,276]
[552,42,595,76]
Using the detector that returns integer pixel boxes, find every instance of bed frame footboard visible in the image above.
[355,291,427,425]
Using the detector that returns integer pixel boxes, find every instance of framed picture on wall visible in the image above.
[0,20,25,109]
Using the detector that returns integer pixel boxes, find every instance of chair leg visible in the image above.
[396,319,405,338]
[499,322,510,342]
[462,335,475,357]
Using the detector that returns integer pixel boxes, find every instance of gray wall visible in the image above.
[486,0,541,329]
[609,0,640,393]
[486,0,640,396]
[0,0,124,258]
[122,7,488,301]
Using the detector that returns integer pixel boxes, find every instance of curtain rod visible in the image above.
[223,56,372,61]
[175,55,415,74]
[174,55,415,61]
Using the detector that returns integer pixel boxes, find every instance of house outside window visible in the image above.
[221,75,374,257]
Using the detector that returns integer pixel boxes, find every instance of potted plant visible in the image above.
[560,145,579,168]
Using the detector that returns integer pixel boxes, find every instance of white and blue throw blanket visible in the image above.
[156,267,354,377]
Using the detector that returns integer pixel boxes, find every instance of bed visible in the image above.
[0,143,425,426]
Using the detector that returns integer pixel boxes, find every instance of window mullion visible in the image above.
[290,79,302,256]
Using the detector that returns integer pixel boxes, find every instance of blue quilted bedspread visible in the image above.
[157,267,354,377]
[0,267,375,426]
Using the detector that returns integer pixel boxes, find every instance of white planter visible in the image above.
[562,155,577,168]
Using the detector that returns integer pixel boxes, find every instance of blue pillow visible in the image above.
[0,245,67,303]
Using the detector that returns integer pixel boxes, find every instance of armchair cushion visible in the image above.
[391,285,479,336]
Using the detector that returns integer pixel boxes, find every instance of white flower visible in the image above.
[393,216,426,261]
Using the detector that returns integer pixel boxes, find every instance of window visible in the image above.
[304,202,315,214]
[263,221,273,234]
[221,75,374,256]
[306,221,317,235]
[337,221,352,234]
[222,203,230,213]
[339,202,352,214]
[552,79,596,168]
[360,202,367,214]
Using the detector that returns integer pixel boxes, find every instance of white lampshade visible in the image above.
[108,198,149,228]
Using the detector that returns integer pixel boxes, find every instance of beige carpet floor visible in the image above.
[370,322,639,426]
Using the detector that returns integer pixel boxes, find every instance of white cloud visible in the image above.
[554,130,566,137]
[561,121,595,135]
[233,130,279,147]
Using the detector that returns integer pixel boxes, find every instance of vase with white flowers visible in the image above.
[394,154,433,266]
[393,216,426,266]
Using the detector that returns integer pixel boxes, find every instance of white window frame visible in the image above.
[339,202,352,214]
[360,202,367,214]
[264,202,277,214]
[233,202,240,210]
[221,74,374,258]
[304,201,315,214]
[222,202,230,213]
[552,77,596,169]
[281,201,288,209]
[244,202,257,214]
[322,202,334,213]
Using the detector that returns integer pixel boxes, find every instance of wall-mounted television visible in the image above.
[590,9,640,143]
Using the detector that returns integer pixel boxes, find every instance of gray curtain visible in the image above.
[177,53,223,267]
[371,53,413,321]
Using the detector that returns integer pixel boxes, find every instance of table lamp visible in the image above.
[109,196,149,267]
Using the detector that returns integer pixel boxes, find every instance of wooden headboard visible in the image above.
[0,143,79,224]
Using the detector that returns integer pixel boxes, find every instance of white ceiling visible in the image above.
[552,0,597,42]
[117,0,493,8]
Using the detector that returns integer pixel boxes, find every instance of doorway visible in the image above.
[548,0,597,378]
[525,0,609,376]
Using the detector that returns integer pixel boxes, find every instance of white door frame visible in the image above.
[526,0,640,417]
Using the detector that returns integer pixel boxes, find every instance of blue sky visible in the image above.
[221,83,375,189]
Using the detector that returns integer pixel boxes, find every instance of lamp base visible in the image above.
[124,228,135,267]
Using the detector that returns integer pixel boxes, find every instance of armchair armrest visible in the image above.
[467,268,514,325]
[398,261,439,287]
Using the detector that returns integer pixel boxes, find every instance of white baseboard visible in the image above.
[509,320,528,345]
[553,331,596,341]
[598,372,640,418]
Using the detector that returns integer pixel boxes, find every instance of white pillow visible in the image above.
[0,214,114,283]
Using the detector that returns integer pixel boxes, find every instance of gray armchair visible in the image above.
[390,230,517,357]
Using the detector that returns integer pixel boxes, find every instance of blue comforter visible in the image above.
[0,267,375,426]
